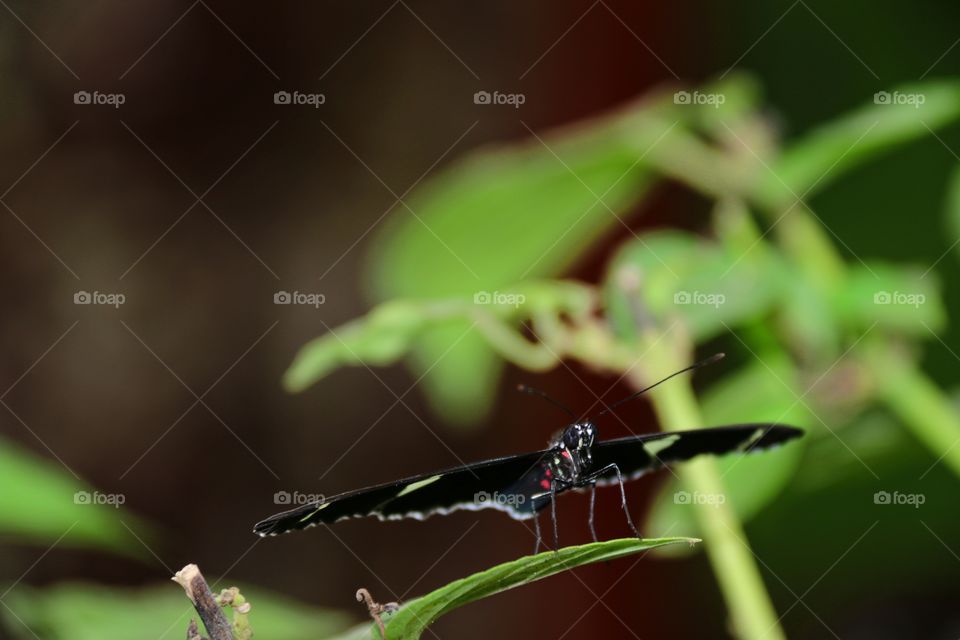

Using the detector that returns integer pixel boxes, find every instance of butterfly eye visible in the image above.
[561,423,592,449]
[582,422,597,445]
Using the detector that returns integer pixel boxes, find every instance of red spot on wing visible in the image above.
[562,450,571,459]
[540,479,551,490]
[544,469,552,477]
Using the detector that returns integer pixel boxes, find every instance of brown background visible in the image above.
[2,2,959,639]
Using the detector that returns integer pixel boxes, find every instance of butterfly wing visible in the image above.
[254,449,551,536]
[590,423,803,484]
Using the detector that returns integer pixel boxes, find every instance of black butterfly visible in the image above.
[254,355,803,551]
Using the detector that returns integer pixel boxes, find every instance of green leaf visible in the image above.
[353,537,695,640]
[284,281,595,394]
[777,268,843,358]
[284,301,427,392]
[944,164,960,264]
[364,106,675,424]
[682,73,764,136]
[830,263,945,334]
[0,438,148,556]
[757,80,960,206]
[604,230,786,344]
[2,583,352,640]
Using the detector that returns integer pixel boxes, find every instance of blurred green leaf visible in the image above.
[791,409,904,494]
[684,73,765,136]
[365,106,673,424]
[284,281,595,393]
[831,263,945,334]
[777,268,843,358]
[604,230,786,344]
[944,164,960,263]
[3,583,352,640]
[284,301,427,392]
[364,538,695,640]
[757,80,960,206]
[0,439,146,556]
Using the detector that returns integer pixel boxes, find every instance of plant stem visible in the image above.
[172,565,234,640]
[754,191,960,483]
[864,341,960,479]
[636,368,785,640]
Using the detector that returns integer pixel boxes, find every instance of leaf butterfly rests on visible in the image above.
[254,354,803,552]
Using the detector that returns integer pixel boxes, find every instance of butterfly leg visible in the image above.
[532,511,542,555]
[588,481,598,542]
[582,463,641,539]
[550,479,560,552]
[609,464,641,538]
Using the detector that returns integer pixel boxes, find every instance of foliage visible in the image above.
[282,76,960,638]
[329,538,695,640]
[2,583,352,640]
[0,440,147,555]
[5,73,960,639]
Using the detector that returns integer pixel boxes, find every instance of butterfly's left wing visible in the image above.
[254,449,551,537]
[590,423,803,484]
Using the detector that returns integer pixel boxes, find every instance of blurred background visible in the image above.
[2,1,960,638]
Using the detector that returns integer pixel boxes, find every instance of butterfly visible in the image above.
[254,354,803,551]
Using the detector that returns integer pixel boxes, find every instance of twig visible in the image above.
[186,619,202,640]
[356,588,399,640]
[173,564,234,640]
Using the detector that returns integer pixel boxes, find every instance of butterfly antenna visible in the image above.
[516,384,578,420]
[593,353,725,419]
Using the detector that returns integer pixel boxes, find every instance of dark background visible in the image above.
[2,2,959,638]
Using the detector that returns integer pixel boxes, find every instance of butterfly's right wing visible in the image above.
[590,423,803,484]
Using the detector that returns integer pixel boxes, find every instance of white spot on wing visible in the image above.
[738,427,765,452]
[395,474,442,498]
[644,434,680,457]
[298,500,330,523]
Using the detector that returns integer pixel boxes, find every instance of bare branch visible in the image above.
[173,564,233,640]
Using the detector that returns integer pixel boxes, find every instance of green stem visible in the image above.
[753,189,960,482]
[636,363,785,640]
[864,341,960,478]
[471,313,558,371]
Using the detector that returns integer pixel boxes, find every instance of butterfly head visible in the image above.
[557,420,596,475]
[562,421,596,451]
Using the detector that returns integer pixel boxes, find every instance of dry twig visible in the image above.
[356,587,399,639]
[173,564,234,640]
